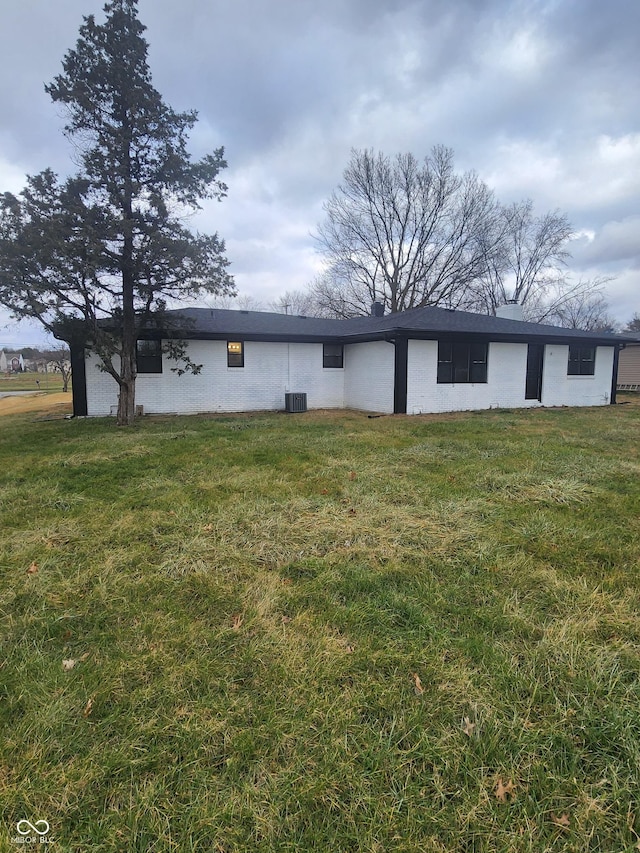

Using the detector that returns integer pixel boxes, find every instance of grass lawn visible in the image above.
[0,372,68,393]
[1,400,639,852]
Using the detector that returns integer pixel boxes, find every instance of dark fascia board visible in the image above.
[381,330,629,348]
[324,329,630,347]
[135,327,630,348]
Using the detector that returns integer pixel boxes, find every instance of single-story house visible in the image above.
[617,343,640,391]
[69,303,639,418]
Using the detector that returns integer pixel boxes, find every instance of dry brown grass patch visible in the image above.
[0,391,72,417]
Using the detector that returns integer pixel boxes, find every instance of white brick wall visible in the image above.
[85,340,344,416]
[84,338,616,417]
[541,345,613,407]
[344,341,395,413]
[287,342,345,409]
[406,340,614,413]
[85,356,120,416]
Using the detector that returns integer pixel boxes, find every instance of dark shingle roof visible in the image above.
[164,307,349,339]
[154,306,637,346]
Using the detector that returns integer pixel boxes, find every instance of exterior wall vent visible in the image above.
[285,392,307,413]
[135,404,144,416]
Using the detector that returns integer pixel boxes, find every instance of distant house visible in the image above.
[0,350,24,373]
[69,303,639,418]
[45,359,71,375]
[617,344,640,391]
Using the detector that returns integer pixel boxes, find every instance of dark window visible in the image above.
[568,345,595,375]
[227,341,244,367]
[136,339,162,373]
[323,343,343,368]
[437,341,488,383]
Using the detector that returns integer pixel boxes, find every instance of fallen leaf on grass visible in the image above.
[551,813,570,829]
[280,615,292,624]
[462,716,476,737]
[202,524,214,533]
[83,697,94,717]
[494,778,516,803]
[348,471,357,480]
[63,652,90,671]
[320,488,329,495]
[347,507,357,516]
[412,673,424,695]
[231,614,244,630]
[26,562,39,575]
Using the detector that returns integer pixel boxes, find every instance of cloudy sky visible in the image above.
[1,0,638,347]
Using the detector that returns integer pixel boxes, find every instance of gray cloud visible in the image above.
[572,216,640,268]
[0,0,638,342]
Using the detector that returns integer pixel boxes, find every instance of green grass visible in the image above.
[0,372,68,393]
[1,400,640,852]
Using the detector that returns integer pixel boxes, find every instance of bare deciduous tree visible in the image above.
[207,293,264,311]
[467,200,573,315]
[42,345,73,391]
[532,280,619,331]
[314,147,501,316]
[311,147,593,322]
[268,289,317,315]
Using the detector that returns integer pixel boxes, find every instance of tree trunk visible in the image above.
[118,190,137,426]
[116,376,136,425]
[116,305,137,425]
[117,292,137,425]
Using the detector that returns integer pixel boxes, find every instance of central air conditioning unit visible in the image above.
[285,392,307,413]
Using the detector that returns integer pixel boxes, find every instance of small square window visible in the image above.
[437,341,487,383]
[136,339,162,374]
[568,345,595,375]
[323,343,343,368]
[227,341,244,367]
